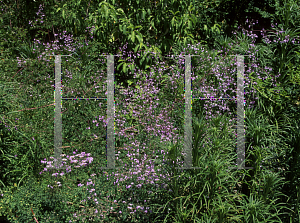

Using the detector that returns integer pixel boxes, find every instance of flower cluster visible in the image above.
[40,150,93,178]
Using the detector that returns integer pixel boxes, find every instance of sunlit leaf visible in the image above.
[131,31,135,42]
[122,63,127,73]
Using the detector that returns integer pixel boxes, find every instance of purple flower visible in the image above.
[87,181,93,186]
[86,157,93,163]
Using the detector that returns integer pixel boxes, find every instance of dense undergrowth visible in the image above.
[0,0,300,222]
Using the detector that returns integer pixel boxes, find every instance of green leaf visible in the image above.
[139,42,146,51]
[123,25,127,34]
[160,75,170,84]
[134,44,139,53]
[104,5,108,19]
[117,62,123,70]
[116,8,125,15]
[142,10,146,20]
[131,31,135,42]
[140,56,145,64]
[130,64,135,72]
[123,63,127,73]
[136,33,143,44]
[110,13,117,22]
[127,24,135,29]
[127,80,133,86]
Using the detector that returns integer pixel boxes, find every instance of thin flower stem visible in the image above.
[31,207,39,223]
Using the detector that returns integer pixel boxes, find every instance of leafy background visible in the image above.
[0,0,300,222]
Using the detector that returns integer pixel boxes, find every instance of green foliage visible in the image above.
[1,0,300,222]
[52,0,233,85]
[255,0,300,84]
